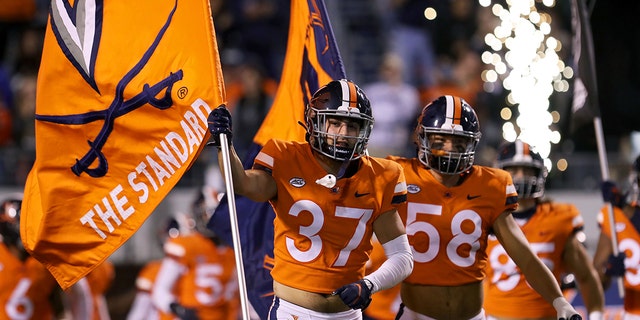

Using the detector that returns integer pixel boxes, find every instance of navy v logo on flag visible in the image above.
[35,0,183,178]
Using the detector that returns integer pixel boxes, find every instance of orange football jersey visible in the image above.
[484,202,584,318]
[598,205,640,314]
[161,233,239,320]
[253,140,407,294]
[389,157,518,286]
[136,260,162,294]
[0,242,57,320]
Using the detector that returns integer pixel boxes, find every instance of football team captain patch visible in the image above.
[20,0,225,289]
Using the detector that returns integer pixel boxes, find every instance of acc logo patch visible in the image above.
[289,177,305,188]
[407,184,421,194]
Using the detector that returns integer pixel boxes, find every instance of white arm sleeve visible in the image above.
[126,292,154,320]
[364,234,413,293]
[151,258,185,313]
[67,277,93,320]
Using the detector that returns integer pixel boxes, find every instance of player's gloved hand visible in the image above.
[332,279,373,310]
[601,180,625,208]
[207,105,232,148]
[605,252,626,277]
[552,297,582,320]
[170,302,199,320]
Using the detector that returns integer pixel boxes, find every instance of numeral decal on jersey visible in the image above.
[488,242,555,291]
[620,238,640,285]
[194,263,224,305]
[406,203,481,266]
[6,278,33,319]
[286,200,373,266]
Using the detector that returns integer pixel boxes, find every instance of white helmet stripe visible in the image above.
[444,95,455,126]
[339,79,351,109]
[513,140,533,162]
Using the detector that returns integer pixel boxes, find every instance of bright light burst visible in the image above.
[480,0,571,172]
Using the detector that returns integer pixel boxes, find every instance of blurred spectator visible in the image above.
[226,55,276,161]
[377,0,437,90]
[225,0,289,80]
[363,52,420,158]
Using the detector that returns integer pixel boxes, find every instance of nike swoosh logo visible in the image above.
[467,194,481,200]
[355,191,370,198]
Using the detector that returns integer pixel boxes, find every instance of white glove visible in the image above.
[552,297,582,320]
[588,311,603,320]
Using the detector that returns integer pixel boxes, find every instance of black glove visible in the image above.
[207,105,232,148]
[605,252,626,277]
[601,180,626,208]
[170,302,199,320]
[333,279,373,310]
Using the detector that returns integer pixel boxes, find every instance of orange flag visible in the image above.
[20,0,225,289]
[252,0,345,146]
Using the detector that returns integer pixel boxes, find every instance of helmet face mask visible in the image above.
[495,140,547,199]
[415,95,481,174]
[306,79,374,161]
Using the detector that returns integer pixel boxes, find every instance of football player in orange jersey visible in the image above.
[0,194,89,319]
[207,79,413,319]
[387,95,582,320]
[128,217,182,320]
[594,154,640,318]
[151,190,240,320]
[84,259,115,320]
[483,140,604,320]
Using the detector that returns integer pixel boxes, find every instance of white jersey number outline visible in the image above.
[286,200,373,267]
[488,241,555,291]
[406,203,481,267]
[194,262,227,305]
[6,278,33,320]
[620,238,640,285]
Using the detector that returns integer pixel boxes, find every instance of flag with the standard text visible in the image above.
[208,0,346,317]
[21,0,225,289]
[570,0,600,132]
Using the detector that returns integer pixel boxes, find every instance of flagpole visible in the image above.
[219,133,252,319]
[594,117,625,298]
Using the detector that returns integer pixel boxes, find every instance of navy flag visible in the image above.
[207,0,346,317]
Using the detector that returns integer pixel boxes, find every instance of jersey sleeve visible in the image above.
[252,139,281,173]
[381,159,407,213]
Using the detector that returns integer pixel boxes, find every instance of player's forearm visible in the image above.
[216,146,254,195]
[576,276,604,314]
[365,235,413,293]
[520,257,564,303]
